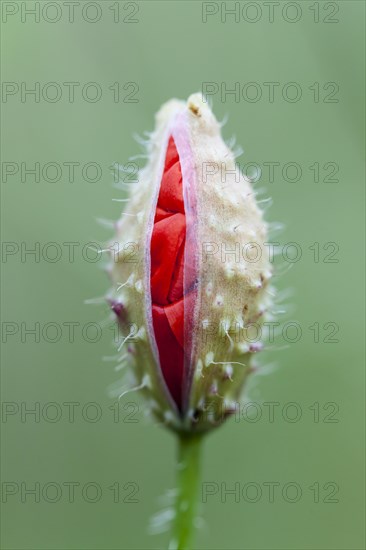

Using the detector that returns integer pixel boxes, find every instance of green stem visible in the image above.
[171,433,203,550]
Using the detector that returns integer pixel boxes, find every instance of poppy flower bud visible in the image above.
[108,93,272,433]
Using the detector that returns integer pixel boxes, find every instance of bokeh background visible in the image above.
[1,1,365,548]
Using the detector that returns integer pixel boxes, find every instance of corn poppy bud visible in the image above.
[108,93,272,433]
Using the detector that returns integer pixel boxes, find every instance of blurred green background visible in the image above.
[1,1,365,549]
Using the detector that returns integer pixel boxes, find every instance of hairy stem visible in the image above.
[171,433,203,550]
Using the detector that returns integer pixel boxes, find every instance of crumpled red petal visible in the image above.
[150,136,188,410]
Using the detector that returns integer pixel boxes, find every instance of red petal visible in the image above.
[150,213,185,305]
[152,304,184,409]
[154,207,172,223]
[168,237,185,303]
[157,162,184,214]
[164,298,185,348]
[150,136,188,410]
[164,136,179,172]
